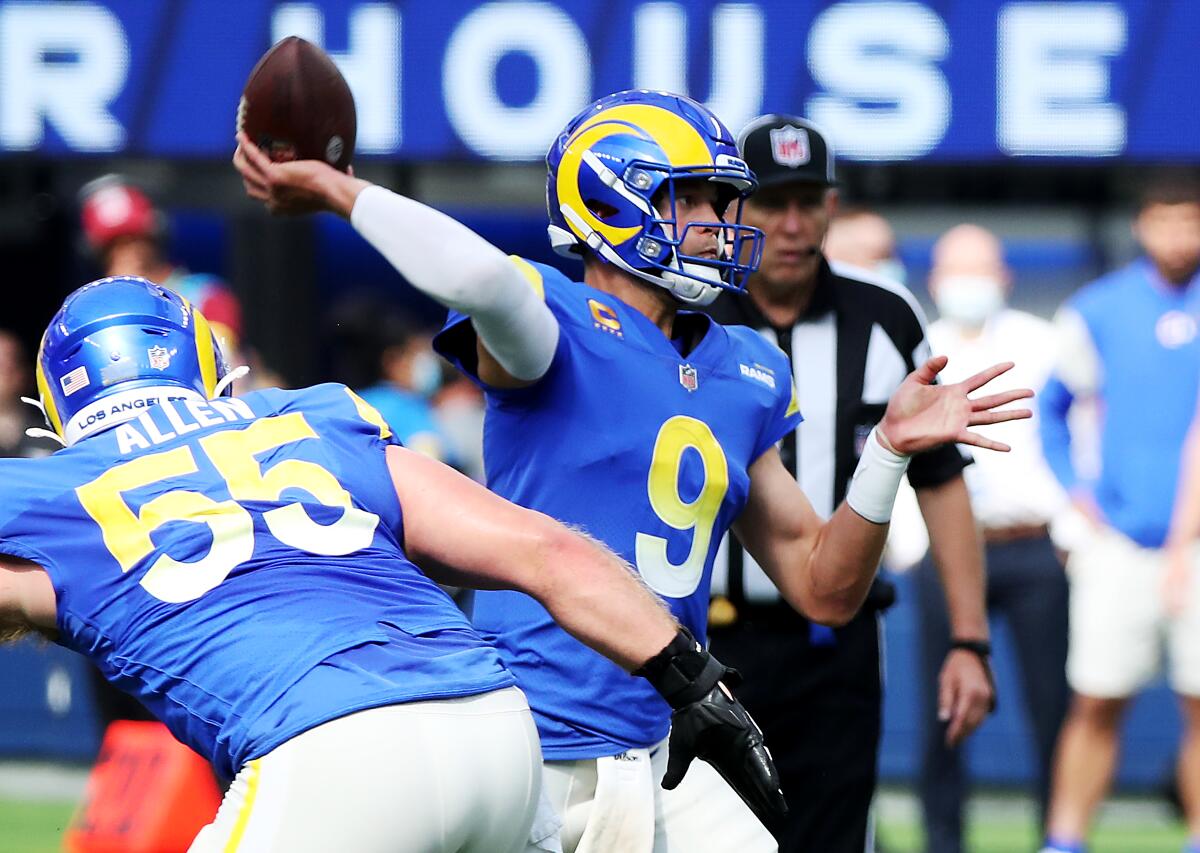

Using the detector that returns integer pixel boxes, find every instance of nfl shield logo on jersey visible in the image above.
[147,345,172,371]
[770,125,811,168]
[678,364,698,392]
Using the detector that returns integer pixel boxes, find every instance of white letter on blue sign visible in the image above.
[998,3,1126,156]
[273,3,401,153]
[0,3,128,151]
[805,2,950,160]
[444,2,590,160]
[633,3,764,133]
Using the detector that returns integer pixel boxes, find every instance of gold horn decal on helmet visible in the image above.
[576,104,713,169]
[556,121,644,247]
[557,104,718,249]
[34,337,63,437]
[184,298,219,397]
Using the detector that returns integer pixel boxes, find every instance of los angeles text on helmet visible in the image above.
[74,396,255,455]
[1,2,1132,161]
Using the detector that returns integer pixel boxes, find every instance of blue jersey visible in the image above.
[0,384,512,779]
[1040,259,1200,547]
[434,259,800,758]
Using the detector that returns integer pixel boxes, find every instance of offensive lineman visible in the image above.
[234,89,1032,851]
[0,276,777,852]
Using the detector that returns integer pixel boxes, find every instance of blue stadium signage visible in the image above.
[0,0,1195,161]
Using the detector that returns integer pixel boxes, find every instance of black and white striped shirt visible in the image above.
[706,257,970,606]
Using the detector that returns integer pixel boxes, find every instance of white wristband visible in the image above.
[845,427,911,524]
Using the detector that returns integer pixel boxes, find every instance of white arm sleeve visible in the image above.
[350,184,559,382]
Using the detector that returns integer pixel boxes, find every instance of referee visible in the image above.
[706,115,996,852]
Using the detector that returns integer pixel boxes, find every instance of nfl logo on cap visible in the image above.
[679,364,698,392]
[770,125,811,168]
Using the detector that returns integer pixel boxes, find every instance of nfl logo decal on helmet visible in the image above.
[147,345,172,371]
[35,276,230,446]
[546,89,764,306]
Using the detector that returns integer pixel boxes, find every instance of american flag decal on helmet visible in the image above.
[60,366,90,397]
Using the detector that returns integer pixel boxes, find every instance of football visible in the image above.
[237,36,356,172]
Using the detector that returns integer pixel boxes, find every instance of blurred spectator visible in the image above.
[917,224,1070,853]
[328,294,451,464]
[433,372,486,482]
[1040,175,1200,853]
[1168,408,1200,621]
[79,175,243,352]
[824,206,907,285]
[0,330,51,459]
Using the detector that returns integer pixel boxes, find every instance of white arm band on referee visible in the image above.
[845,427,912,524]
[350,184,559,382]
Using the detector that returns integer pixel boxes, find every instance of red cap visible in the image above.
[80,177,160,251]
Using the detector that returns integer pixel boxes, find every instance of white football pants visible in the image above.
[538,734,777,853]
[190,686,541,853]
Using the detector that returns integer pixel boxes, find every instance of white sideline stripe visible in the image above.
[0,761,89,801]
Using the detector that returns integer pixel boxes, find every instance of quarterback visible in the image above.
[0,276,777,852]
[235,89,1031,851]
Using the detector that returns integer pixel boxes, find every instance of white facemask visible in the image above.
[933,275,1005,327]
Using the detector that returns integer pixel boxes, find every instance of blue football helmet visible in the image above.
[546,89,763,306]
[36,276,230,446]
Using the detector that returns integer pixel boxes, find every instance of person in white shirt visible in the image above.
[915,224,1072,853]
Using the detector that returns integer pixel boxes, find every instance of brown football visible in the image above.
[237,36,356,172]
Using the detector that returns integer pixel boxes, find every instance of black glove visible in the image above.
[633,627,787,829]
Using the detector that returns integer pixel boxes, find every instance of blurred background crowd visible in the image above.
[2,2,1200,851]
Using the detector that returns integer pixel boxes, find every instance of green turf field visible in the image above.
[873,787,1189,853]
[878,817,1187,853]
[0,799,77,853]
[0,792,1188,852]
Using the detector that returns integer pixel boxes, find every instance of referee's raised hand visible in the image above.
[877,356,1033,456]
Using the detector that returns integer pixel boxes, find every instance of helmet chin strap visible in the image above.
[20,396,66,446]
[211,365,250,398]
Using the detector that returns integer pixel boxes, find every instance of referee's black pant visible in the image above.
[709,603,884,853]
[915,534,1069,853]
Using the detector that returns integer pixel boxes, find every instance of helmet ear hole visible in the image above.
[584,198,619,220]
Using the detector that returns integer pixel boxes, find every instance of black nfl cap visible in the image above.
[738,115,836,189]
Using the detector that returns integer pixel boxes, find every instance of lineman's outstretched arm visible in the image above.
[386,444,677,669]
[233,134,553,387]
[386,446,786,822]
[737,356,1033,626]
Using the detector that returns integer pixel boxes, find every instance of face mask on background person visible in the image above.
[933,275,1005,327]
[410,351,443,397]
[873,258,907,287]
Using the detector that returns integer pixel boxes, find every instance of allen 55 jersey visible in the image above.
[435,258,800,759]
[0,383,512,780]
